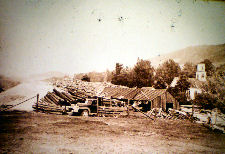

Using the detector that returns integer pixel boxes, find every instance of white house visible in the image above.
[186,78,203,100]
[170,63,206,100]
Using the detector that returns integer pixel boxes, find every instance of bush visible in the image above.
[193,93,217,110]
[81,74,90,82]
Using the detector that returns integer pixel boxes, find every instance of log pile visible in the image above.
[67,88,92,100]
[32,88,76,113]
[49,76,123,97]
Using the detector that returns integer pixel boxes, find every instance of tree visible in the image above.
[105,69,113,82]
[153,77,167,89]
[182,62,196,78]
[193,93,217,110]
[194,72,225,113]
[175,74,190,92]
[115,63,123,75]
[156,59,181,86]
[133,59,154,88]
[111,59,155,88]
[81,74,90,82]
[200,59,215,76]
[215,64,225,77]
[167,74,190,105]
[111,63,125,85]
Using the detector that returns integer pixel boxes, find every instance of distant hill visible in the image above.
[74,71,106,82]
[0,75,20,92]
[27,71,66,81]
[150,44,225,67]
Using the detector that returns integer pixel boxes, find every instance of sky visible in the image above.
[0,0,225,78]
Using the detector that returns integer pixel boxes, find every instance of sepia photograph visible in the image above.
[0,0,225,153]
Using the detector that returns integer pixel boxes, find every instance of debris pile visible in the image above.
[146,108,195,120]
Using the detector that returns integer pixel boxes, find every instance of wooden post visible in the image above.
[151,100,152,110]
[36,93,39,112]
[97,97,99,116]
[165,92,167,111]
[110,97,112,107]
[127,99,130,116]
[215,108,217,125]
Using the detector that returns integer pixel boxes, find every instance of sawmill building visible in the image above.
[99,87,179,111]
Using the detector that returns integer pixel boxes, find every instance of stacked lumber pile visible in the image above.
[67,87,92,100]
[147,108,195,120]
[146,108,225,133]
[98,106,128,117]
[166,109,195,120]
[32,88,76,113]
[49,76,123,97]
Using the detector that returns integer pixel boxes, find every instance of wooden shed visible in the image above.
[100,87,179,111]
[133,88,179,111]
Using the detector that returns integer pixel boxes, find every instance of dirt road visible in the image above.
[0,111,224,154]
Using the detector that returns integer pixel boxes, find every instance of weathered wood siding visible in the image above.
[151,92,179,111]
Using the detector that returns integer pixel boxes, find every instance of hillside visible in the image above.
[150,44,225,67]
[0,75,20,93]
[0,80,53,111]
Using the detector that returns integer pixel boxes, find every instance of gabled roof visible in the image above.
[111,88,136,99]
[100,87,169,101]
[123,88,141,100]
[188,78,204,89]
[99,87,139,99]
[134,88,167,101]
[99,87,129,98]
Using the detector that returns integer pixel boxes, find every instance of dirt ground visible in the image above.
[0,111,224,154]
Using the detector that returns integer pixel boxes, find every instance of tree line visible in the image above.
[79,58,224,112]
[110,58,191,88]
[108,58,224,112]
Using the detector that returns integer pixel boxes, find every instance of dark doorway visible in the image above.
[139,101,151,112]
[166,103,173,112]
[146,101,151,111]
